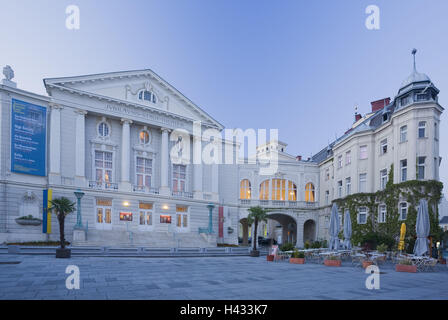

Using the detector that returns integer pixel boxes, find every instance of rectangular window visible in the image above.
[95,151,113,183]
[417,156,425,180]
[380,139,387,155]
[359,145,368,160]
[119,212,132,221]
[359,173,367,193]
[401,95,410,106]
[400,159,407,182]
[325,168,330,181]
[337,181,343,198]
[325,191,329,205]
[400,203,408,220]
[418,121,426,138]
[136,157,152,188]
[96,199,112,224]
[345,177,351,195]
[434,157,438,180]
[378,205,386,223]
[345,151,351,165]
[172,164,186,192]
[160,215,172,224]
[272,179,286,201]
[338,155,343,169]
[176,205,188,228]
[380,169,388,190]
[400,125,407,143]
[435,122,438,140]
[139,202,153,226]
[358,207,367,224]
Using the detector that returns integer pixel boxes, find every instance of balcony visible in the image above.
[238,199,317,209]
[88,181,118,191]
[133,185,160,195]
[172,191,193,199]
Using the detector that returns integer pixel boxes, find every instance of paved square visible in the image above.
[0,255,447,300]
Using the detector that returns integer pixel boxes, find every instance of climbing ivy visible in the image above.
[334,178,443,251]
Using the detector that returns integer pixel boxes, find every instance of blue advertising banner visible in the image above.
[11,99,46,176]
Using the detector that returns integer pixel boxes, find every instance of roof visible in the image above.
[440,216,448,224]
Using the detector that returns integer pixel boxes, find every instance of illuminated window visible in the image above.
[138,90,156,103]
[288,181,297,201]
[240,179,251,199]
[96,199,112,224]
[160,215,171,224]
[272,179,286,201]
[259,180,270,200]
[139,130,150,144]
[305,182,315,202]
[119,212,132,221]
[139,202,153,226]
[95,151,113,183]
[176,205,188,228]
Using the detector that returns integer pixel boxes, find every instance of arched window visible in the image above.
[271,179,286,200]
[288,181,297,201]
[240,179,251,199]
[98,122,110,137]
[305,182,315,202]
[138,90,157,103]
[139,130,150,145]
[259,180,269,200]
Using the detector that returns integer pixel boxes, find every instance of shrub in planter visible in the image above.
[266,254,275,261]
[395,259,417,273]
[289,249,305,264]
[324,255,341,267]
[280,242,295,252]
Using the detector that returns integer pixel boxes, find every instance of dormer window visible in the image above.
[416,92,429,101]
[401,95,411,106]
[382,113,388,122]
[138,90,156,103]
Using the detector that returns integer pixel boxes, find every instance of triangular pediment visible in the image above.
[44,69,223,129]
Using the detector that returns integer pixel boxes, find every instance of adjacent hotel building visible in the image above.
[0,56,443,248]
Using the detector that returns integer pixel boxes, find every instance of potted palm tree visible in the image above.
[247,206,268,257]
[49,197,76,258]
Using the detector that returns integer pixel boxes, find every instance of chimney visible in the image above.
[371,97,391,113]
[296,155,302,161]
[354,113,362,122]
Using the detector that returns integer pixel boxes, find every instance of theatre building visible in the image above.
[0,54,444,248]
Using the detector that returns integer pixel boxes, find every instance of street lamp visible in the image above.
[74,189,85,229]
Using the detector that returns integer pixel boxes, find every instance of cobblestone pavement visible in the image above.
[0,255,447,300]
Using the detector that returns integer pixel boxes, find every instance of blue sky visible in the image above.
[1,0,448,196]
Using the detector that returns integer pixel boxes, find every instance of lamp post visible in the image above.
[74,189,85,229]
[206,203,215,234]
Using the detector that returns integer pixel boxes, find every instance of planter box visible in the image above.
[15,218,42,226]
[324,259,341,267]
[56,248,71,259]
[267,255,274,261]
[289,258,305,264]
[395,264,417,273]
[362,261,374,269]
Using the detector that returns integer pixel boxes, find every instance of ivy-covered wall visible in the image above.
[333,172,443,252]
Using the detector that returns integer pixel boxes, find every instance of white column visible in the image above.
[49,104,62,184]
[160,128,171,195]
[74,109,87,186]
[193,135,203,199]
[120,118,132,191]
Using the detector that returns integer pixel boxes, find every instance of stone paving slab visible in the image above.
[0,254,447,300]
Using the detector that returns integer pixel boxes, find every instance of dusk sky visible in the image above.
[1,0,447,196]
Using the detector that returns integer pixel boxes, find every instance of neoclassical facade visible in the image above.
[0,56,443,248]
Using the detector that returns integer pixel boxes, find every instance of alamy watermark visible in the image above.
[66,5,80,30]
[365,5,380,30]
[65,265,80,290]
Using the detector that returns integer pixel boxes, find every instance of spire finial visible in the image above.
[412,48,417,72]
